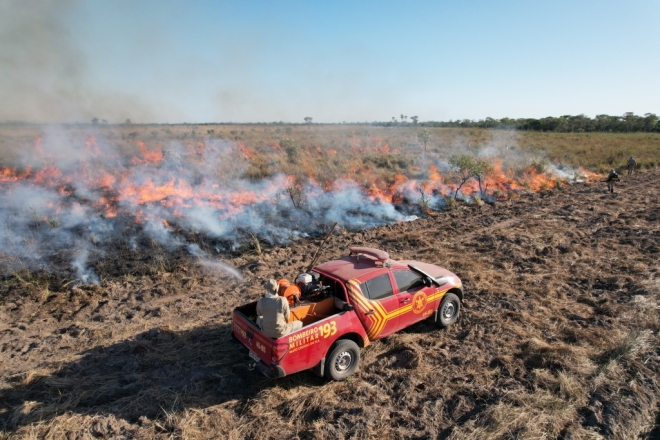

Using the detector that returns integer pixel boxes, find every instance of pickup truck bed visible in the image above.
[232,298,368,378]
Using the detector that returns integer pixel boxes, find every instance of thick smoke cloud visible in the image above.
[0,0,157,123]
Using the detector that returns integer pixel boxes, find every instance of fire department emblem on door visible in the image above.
[412,291,427,314]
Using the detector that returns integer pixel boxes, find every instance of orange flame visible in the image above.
[97,171,116,189]
[33,165,65,185]
[131,142,164,164]
[236,143,255,159]
[96,197,117,218]
[1,135,607,225]
[86,136,101,156]
[119,178,194,206]
[0,167,31,182]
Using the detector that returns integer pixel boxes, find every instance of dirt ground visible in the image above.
[1,169,659,439]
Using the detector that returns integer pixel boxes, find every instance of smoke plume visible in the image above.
[0,0,158,123]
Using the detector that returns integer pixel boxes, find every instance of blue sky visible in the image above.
[1,0,658,123]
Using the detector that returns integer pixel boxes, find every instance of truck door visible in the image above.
[346,273,403,340]
[393,269,436,329]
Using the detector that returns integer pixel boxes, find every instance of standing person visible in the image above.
[256,279,303,338]
[605,169,620,194]
[627,156,637,176]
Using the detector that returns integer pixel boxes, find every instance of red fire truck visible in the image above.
[231,247,463,380]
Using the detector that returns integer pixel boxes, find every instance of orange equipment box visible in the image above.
[287,297,335,326]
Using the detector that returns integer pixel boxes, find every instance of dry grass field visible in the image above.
[0,124,659,439]
[2,124,659,182]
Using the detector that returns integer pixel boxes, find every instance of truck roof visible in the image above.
[314,254,450,282]
[314,255,383,281]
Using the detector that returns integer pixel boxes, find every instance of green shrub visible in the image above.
[280,138,300,162]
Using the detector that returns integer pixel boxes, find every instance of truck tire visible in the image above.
[436,292,460,328]
[324,339,360,381]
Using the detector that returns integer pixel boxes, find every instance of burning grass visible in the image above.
[0,123,621,285]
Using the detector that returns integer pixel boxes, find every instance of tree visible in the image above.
[448,155,475,200]
[417,181,430,212]
[595,114,614,132]
[372,112,657,133]
[471,159,494,197]
[125,118,132,125]
[91,117,99,125]
[417,129,432,153]
[643,113,658,132]
[286,180,306,209]
[623,112,636,133]
[304,117,313,124]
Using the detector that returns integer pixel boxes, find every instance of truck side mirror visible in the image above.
[423,277,432,287]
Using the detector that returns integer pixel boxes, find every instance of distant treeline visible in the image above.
[2,112,659,131]
[406,112,659,133]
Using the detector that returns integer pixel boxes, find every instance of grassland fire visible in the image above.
[0,124,659,439]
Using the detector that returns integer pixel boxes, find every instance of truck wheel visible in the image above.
[324,339,360,381]
[436,293,460,328]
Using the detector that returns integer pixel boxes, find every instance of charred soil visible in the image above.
[1,169,660,439]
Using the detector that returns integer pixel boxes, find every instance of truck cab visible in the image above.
[232,247,463,380]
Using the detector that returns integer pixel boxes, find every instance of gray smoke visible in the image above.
[72,243,99,285]
[0,130,424,282]
[0,126,596,283]
[187,244,243,281]
[0,0,160,123]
